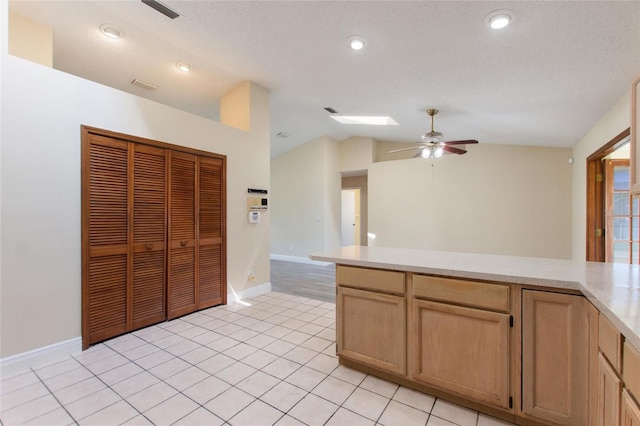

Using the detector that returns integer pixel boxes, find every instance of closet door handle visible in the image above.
[180,240,187,247]
[145,243,153,250]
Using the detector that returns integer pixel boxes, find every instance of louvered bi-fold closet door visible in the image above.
[198,156,226,308]
[168,151,197,319]
[132,144,167,329]
[83,135,129,346]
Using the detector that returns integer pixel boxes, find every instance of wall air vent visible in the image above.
[131,79,157,91]
[141,0,180,19]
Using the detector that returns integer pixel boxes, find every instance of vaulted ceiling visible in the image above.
[10,1,640,157]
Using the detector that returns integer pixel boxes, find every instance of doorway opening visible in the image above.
[341,171,368,247]
[586,128,632,262]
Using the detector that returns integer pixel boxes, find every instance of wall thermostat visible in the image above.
[248,211,261,223]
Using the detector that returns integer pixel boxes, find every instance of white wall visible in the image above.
[368,144,573,258]
[0,56,270,357]
[571,91,632,260]
[271,135,340,258]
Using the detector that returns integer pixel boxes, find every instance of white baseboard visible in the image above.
[0,283,272,379]
[227,281,272,304]
[270,253,333,266]
[0,337,82,379]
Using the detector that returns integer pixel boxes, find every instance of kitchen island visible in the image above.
[310,246,640,426]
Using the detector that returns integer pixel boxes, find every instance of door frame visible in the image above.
[586,128,630,261]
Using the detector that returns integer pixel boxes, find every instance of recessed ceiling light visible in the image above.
[99,24,123,39]
[176,62,192,72]
[348,36,367,51]
[330,115,398,125]
[485,10,515,30]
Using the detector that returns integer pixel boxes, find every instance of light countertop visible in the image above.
[310,246,640,350]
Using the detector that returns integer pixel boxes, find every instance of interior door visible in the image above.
[168,151,197,319]
[83,135,129,346]
[198,156,225,308]
[132,144,167,329]
[341,190,356,246]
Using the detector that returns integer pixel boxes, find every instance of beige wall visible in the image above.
[1,50,270,356]
[339,136,373,172]
[368,144,573,258]
[271,135,340,257]
[571,91,632,260]
[273,132,573,260]
[9,12,52,67]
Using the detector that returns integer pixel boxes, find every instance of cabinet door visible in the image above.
[197,156,225,309]
[337,286,406,375]
[131,144,167,329]
[83,135,129,347]
[597,352,622,426]
[522,290,589,425]
[622,389,640,426]
[168,151,197,319]
[412,299,510,409]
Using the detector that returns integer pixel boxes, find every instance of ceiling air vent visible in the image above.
[131,79,157,91]
[141,0,180,19]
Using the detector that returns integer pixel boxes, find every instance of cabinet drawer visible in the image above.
[624,341,640,401]
[599,313,623,372]
[413,275,509,312]
[337,265,405,295]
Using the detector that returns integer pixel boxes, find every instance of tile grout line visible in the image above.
[31,367,79,425]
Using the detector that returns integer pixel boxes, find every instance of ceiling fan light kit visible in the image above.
[388,108,478,158]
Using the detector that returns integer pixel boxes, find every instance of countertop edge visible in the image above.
[310,249,640,351]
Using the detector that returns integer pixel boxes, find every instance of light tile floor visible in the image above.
[0,292,517,426]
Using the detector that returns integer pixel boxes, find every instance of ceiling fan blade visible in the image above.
[388,145,424,154]
[443,145,467,155]
[444,139,478,145]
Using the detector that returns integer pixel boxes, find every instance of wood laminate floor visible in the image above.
[270,260,336,303]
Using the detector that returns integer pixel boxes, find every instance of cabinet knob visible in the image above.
[180,240,187,247]
[145,243,153,250]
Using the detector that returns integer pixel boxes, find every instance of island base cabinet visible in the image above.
[337,286,406,375]
[597,352,622,426]
[411,299,511,409]
[622,389,640,426]
[521,290,589,426]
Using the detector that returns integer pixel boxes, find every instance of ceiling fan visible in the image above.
[389,109,478,158]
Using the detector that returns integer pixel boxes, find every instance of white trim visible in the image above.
[0,337,82,378]
[0,282,271,379]
[227,281,272,304]
[270,253,333,266]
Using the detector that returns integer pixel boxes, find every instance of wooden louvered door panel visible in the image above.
[132,144,167,329]
[83,135,129,347]
[168,151,197,319]
[82,126,227,349]
[198,156,226,309]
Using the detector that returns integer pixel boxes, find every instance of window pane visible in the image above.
[634,217,639,241]
[614,166,630,191]
[613,242,630,263]
[614,193,630,215]
[633,243,639,265]
[613,217,630,240]
[634,197,639,216]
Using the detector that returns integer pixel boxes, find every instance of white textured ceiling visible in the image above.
[10,1,640,157]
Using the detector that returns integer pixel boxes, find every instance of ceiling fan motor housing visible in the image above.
[422,131,443,144]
